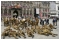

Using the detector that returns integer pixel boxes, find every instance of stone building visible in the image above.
[56,1,59,15]
[1,1,50,19]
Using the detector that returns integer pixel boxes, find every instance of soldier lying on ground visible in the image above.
[17,29,26,38]
[35,25,41,34]
[1,29,10,39]
[26,27,34,38]
[31,26,36,34]
[1,26,11,39]
[8,29,18,39]
[42,24,52,31]
[35,25,57,37]
[49,24,56,29]
[40,27,57,37]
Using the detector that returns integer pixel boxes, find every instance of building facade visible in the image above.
[50,1,56,14]
[49,1,59,15]
[1,1,50,19]
[56,1,59,15]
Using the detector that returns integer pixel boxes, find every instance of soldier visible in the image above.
[17,29,26,38]
[1,26,11,39]
[31,18,36,26]
[49,24,56,29]
[35,25,41,34]
[31,26,36,34]
[20,18,27,29]
[42,24,52,31]
[2,30,9,39]
[35,17,39,26]
[16,31,21,38]
[4,17,9,26]
[9,18,14,26]
[26,27,34,38]
[41,27,57,37]
[26,18,29,27]
[8,29,18,39]
[12,23,19,30]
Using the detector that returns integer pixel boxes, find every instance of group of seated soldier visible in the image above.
[1,17,57,39]
[3,17,39,29]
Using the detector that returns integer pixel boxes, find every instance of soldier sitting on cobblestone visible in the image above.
[15,18,20,26]
[31,26,36,34]
[20,18,27,29]
[12,23,19,30]
[35,17,39,26]
[4,17,9,26]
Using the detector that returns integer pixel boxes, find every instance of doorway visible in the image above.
[13,10,18,18]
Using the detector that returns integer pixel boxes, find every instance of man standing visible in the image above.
[40,18,42,25]
[40,18,44,26]
[53,18,55,26]
[45,18,49,25]
[55,17,57,26]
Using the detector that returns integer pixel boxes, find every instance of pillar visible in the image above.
[29,8,30,18]
[22,8,24,17]
[2,7,5,18]
[7,8,9,17]
[11,10,13,18]
[32,8,34,18]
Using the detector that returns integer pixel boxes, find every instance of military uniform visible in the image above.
[26,28,34,38]
[18,29,26,38]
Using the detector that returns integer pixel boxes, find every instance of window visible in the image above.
[23,9,25,15]
[30,10,32,15]
[58,6,59,10]
[4,8,7,15]
[27,10,29,15]
[43,9,44,12]
[42,13,44,17]
[8,9,11,15]
[45,9,47,12]
[48,9,49,12]
[50,13,56,15]
[1,7,3,16]
[48,4,49,7]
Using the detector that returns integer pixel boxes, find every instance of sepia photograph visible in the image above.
[1,1,59,39]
